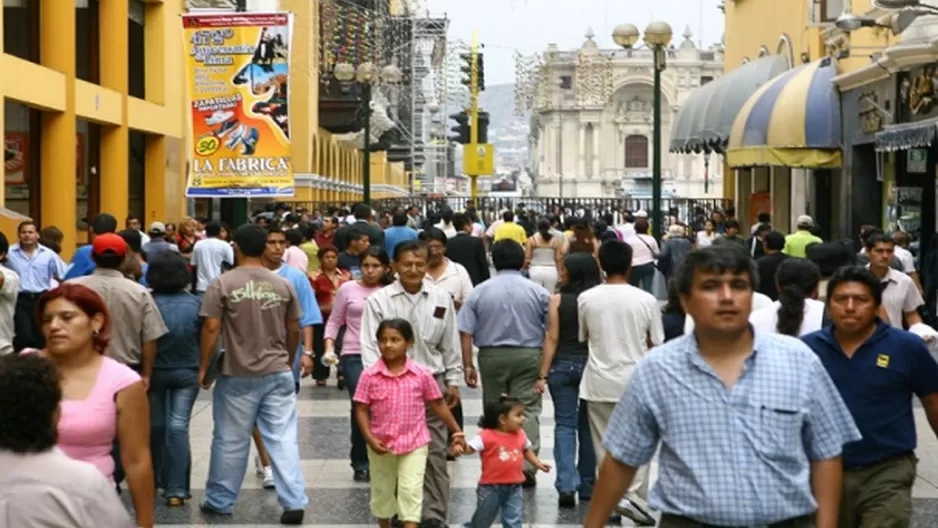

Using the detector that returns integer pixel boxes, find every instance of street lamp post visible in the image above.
[333,62,402,204]
[613,22,672,241]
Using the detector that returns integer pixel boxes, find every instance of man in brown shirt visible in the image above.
[198,224,307,525]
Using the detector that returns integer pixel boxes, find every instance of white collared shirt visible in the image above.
[872,266,923,329]
[425,258,473,306]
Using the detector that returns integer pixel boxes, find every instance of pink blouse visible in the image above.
[23,351,140,481]
[325,281,382,356]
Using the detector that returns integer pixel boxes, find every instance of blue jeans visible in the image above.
[339,354,369,472]
[203,371,308,513]
[547,357,595,498]
[630,263,656,294]
[463,484,523,528]
[149,368,199,499]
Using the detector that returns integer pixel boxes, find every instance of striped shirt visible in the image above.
[603,330,860,526]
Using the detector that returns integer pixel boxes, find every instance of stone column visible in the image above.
[578,124,586,176]
[592,123,600,178]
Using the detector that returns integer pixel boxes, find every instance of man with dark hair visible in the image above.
[803,266,938,527]
[493,210,527,245]
[198,224,308,524]
[63,213,119,280]
[338,225,370,279]
[864,232,925,330]
[191,221,234,295]
[447,213,490,286]
[0,355,134,526]
[712,219,747,251]
[360,240,461,528]
[8,221,60,351]
[335,203,384,252]
[578,240,663,524]
[586,246,860,528]
[384,212,418,259]
[117,228,148,286]
[756,230,789,301]
[435,208,457,238]
[459,240,548,487]
[125,213,151,246]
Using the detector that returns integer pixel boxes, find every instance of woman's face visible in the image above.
[705,220,714,232]
[321,251,338,270]
[41,298,103,355]
[360,255,387,286]
[219,227,230,241]
[165,224,177,239]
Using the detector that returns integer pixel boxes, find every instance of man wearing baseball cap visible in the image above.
[783,215,823,258]
[141,222,179,257]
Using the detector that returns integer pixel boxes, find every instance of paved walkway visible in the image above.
[146,379,938,527]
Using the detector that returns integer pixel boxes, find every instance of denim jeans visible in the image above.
[339,354,369,472]
[630,263,656,295]
[203,371,308,513]
[463,484,523,528]
[547,357,595,498]
[149,368,199,498]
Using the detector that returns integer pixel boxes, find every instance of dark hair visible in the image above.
[37,284,111,353]
[17,220,37,234]
[537,218,553,241]
[757,213,771,223]
[0,232,9,256]
[284,228,303,246]
[826,265,882,307]
[317,245,339,260]
[360,248,395,286]
[266,225,284,237]
[40,226,63,254]
[146,252,193,294]
[92,250,124,270]
[441,209,454,223]
[634,219,650,235]
[806,241,856,277]
[480,395,524,430]
[675,246,758,296]
[234,224,268,258]
[754,223,772,236]
[376,318,415,342]
[421,226,447,245]
[118,228,143,254]
[599,230,618,243]
[91,213,118,235]
[663,277,684,315]
[452,213,469,232]
[205,221,222,238]
[774,259,821,336]
[394,240,427,262]
[598,239,633,277]
[491,240,525,271]
[559,252,602,295]
[763,231,786,251]
[864,232,894,251]
[353,203,372,220]
[348,225,369,244]
[725,219,740,231]
[392,213,408,227]
[0,354,61,453]
[502,211,514,222]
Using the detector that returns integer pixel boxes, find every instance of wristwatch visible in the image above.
[537,374,548,381]
[303,350,314,358]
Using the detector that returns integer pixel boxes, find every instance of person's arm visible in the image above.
[285,317,300,366]
[439,294,462,405]
[359,296,382,369]
[140,293,167,387]
[524,238,533,269]
[811,457,843,528]
[116,382,154,528]
[354,402,389,454]
[457,292,479,387]
[475,240,491,282]
[903,282,927,329]
[535,294,561,395]
[323,285,348,354]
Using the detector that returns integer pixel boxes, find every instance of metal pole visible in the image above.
[469,32,480,205]
[362,84,372,204]
[558,89,563,202]
[652,47,663,241]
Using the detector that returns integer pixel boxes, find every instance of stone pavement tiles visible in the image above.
[144,380,938,527]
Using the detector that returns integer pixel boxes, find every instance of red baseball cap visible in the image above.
[92,233,127,257]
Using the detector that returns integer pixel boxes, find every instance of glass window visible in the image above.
[3,0,34,61]
[625,135,648,168]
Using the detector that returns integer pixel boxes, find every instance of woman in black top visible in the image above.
[533,252,601,508]
[662,278,687,342]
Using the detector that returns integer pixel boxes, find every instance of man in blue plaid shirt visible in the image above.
[584,247,860,528]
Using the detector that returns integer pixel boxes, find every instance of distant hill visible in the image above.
[450,83,522,131]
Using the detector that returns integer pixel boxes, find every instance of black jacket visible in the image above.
[446,233,490,286]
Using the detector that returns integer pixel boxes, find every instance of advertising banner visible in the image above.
[182,12,294,197]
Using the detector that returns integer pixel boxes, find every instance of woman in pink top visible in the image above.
[324,248,393,481]
[31,284,154,528]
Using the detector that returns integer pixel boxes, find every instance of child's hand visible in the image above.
[450,434,467,452]
[368,439,390,455]
[449,443,465,457]
[535,459,551,473]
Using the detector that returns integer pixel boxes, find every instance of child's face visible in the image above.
[378,328,410,362]
[499,405,526,433]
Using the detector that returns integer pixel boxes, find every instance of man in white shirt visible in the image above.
[865,232,925,330]
[0,233,19,355]
[579,239,663,526]
[191,222,235,294]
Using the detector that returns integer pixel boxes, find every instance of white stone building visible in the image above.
[530,28,724,199]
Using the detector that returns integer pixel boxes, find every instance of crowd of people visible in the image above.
[0,200,936,528]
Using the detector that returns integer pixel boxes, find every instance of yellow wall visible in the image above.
[0,0,187,258]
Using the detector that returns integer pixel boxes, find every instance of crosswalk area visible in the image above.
[145,381,938,527]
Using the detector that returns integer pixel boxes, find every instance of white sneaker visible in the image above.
[254,456,265,478]
[262,466,275,489]
[615,497,656,526]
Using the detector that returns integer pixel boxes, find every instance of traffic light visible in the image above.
[449,111,469,144]
[477,53,485,91]
[459,53,473,90]
[476,111,490,143]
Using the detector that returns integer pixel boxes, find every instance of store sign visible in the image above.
[908,148,928,173]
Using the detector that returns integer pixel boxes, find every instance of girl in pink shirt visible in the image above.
[353,319,465,528]
[457,396,551,528]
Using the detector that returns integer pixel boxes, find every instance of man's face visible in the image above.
[395,248,429,288]
[351,234,370,253]
[265,233,287,262]
[323,218,335,231]
[18,225,38,246]
[427,238,446,262]
[726,226,739,236]
[828,281,878,334]
[868,242,894,270]
[680,271,753,336]
[127,218,141,231]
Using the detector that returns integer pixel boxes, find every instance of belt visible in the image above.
[844,450,914,472]
[18,291,44,299]
[660,514,814,528]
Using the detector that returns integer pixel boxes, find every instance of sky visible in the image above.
[422,0,726,86]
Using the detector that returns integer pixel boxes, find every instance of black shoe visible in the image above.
[522,471,537,488]
[353,469,370,482]
[199,503,230,516]
[337,377,346,390]
[608,514,622,525]
[558,492,576,508]
[390,516,404,528]
[419,520,447,528]
[280,509,304,525]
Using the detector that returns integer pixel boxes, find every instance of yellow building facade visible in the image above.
[0,0,387,258]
